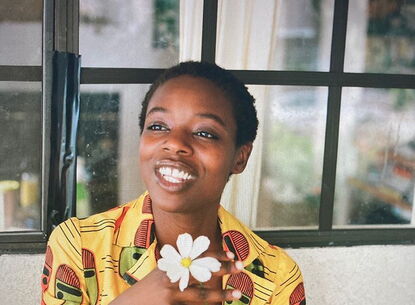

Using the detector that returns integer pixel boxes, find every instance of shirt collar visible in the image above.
[114,192,154,248]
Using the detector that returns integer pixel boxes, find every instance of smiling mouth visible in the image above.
[154,163,197,192]
[158,167,194,183]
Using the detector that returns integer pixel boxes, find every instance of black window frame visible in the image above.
[1,0,415,253]
[0,0,54,253]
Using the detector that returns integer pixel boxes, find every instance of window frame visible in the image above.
[1,0,415,253]
[0,0,54,253]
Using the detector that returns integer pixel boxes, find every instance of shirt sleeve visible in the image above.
[269,249,306,305]
[41,217,90,305]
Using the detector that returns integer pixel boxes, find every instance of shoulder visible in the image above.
[48,196,142,251]
[77,197,139,227]
[258,242,305,304]
[251,236,305,304]
[218,207,305,302]
[48,217,82,256]
[260,243,302,284]
[78,198,143,247]
[218,206,298,268]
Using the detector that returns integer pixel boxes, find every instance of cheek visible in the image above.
[138,138,152,168]
[138,135,153,156]
[203,147,237,174]
[138,142,144,162]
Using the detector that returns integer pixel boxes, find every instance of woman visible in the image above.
[41,61,305,305]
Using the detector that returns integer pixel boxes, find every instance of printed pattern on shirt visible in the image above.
[223,230,250,261]
[55,264,83,303]
[42,192,305,305]
[82,249,98,305]
[41,246,53,292]
[226,272,254,305]
[290,283,306,305]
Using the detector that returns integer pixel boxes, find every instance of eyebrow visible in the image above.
[146,106,167,116]
[147,106,227,127]
[196,113,226,127]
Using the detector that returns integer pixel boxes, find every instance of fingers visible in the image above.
[214,259,244,277]
[174,287,242,304]
[203,250,235,262]
[190,251,244,279]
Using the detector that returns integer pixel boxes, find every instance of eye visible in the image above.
[147,123,168,131]
[195,130,219,140]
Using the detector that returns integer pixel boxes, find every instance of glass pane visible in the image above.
[77,85,148,217]
[0,82,42,231]
[255,86,327,229]
[79,0,203,68]
[216,0,334,71]
[0,0,42,65]
[345,0,415,74]
[334,88,415,227]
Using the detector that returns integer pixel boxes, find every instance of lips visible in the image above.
[154,160,197,192]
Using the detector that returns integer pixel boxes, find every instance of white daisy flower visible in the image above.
[157,233,222,291]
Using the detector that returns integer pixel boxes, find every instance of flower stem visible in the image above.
[199,282,208,305]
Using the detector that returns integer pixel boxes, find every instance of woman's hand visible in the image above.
[109,251,243,305]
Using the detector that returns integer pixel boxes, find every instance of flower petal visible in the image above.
[176,233,193,258]
[167,266,185,283]
[157,258,171,272]
[160,244,181,262]
[189,235,210,259]
[179,269,190,292]
[192,257,221,272]
[189,264,212,282]
[158,258,183,283]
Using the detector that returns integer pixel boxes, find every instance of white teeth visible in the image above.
[159,167,172,176]
[172,168,179,177]
[164,176,180,183]
[158,167,194,183]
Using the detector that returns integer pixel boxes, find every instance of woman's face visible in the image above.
[139,75,252,213]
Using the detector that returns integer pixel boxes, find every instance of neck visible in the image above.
[152,204,223,251]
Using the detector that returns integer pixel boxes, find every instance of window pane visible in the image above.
[255,86,327,229]
[345,0,415,74]
[334,88,415,227]
[0,0,42,65]
[0,82,42,231]
[216,0,334,71]
[79,0,203,68]
[77,85,148,217]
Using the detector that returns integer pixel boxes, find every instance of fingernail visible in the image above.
[235,261,244,270]
[232,290,242,299]
[226,251,235,259]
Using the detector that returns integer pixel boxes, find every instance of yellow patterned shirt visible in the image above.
[41,192,305,305]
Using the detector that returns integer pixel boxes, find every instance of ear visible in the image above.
[231,142,253,174]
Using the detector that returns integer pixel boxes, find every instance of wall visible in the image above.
[1,245,414,305]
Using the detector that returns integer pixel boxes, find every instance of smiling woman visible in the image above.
[41,61,305,305]
[139,74,250,215]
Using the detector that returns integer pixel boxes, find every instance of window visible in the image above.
[1,0,415,253]
[0,0,49,252]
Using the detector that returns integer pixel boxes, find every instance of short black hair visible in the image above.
[139,61,258,146]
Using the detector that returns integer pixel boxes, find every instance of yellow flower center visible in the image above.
[181,257,192,268]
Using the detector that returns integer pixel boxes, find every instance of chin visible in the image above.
[147,189,189,211]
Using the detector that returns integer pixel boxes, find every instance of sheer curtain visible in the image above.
[180,0,279,227]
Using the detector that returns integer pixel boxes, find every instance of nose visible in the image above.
[162,129,193,155]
